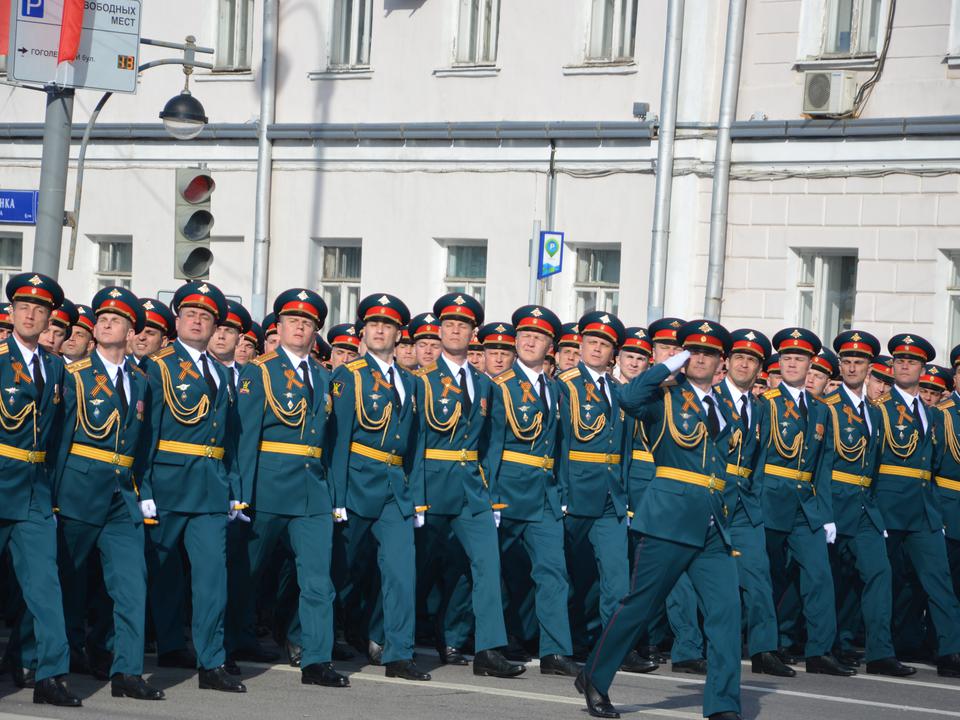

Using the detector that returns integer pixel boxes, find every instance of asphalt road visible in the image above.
[0,652,958,720]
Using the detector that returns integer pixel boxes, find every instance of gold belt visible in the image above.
[568,451,621,464]
[878,464,931,480]
[0,443,46,464]
[502,450,555,470]
[350,442,404,466]
[424,449,479,462]
[764,464,813,482]
[726,463,751,479]
[259,440,322,458]
[69,444,134,468]
[157,440,225,460]
[832,470,872,488]
[656,466,726,492]
[935,476,960,492]
[631,450,654,463]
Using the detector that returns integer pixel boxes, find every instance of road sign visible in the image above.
[537,231,564,279]
[8,0,142,93]
[0,190,39,225]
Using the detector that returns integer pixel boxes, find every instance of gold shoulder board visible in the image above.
[938,398,956,411]
[821,393,841,406]
[66,358,92,374]
[558,368,580,382]
[763,388,781,400]
[346,358,368,371]
[493,369,515,386]
[253,350,278,366]
[149,346,175,362]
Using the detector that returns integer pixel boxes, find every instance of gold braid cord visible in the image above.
[663,391,709,465]
[564,379,605,442]
[157,359,210,425]
[0,391,34,434]
[878,402,919,459]
[261,364,307,438]
[728,427,745,469]
[75,372,121,442]
[353,368,393,445]
[943,409,960,465]
[422,374,462,436]
[767,396,803,461]
[502,381,542,444]
[828,404,867,464]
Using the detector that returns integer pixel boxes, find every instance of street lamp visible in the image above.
[160,91,208,141]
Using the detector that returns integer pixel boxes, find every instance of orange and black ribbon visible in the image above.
[783,400,800,421]
[440,375,461,398]
[90,373,113,398]
[178,360,200,382]
[284,369,304,391]
[680,390,700,414]
[372,370,393,394]
[895,404,913,426]
[842,405,863,425]
[11,361,31,385]
[519,381,537,404]
[584,382,602,404]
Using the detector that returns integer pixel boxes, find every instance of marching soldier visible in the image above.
[555,323,581,372]
[467,331,485,374]
[228,289,348,688]
[39,298,77,356]
[878,334,960,677]
[756,328,854,676]
[867,355,894,402]
[262,313,280,354]
[484,305,579,676]
[234,322,263,367]
[764,354,781,390]
[327,323,361,368]
[920,365,952,407]
[0,302,12,339]
[478,322,516,378]
[208,300,253,391]
[816,330,915,677]
[140,281,245,692]
[578,320,743,720]
[0,273,79,706]
[394,325,417,372]
[131,299,176,367]
[54,287,164,700]
[807,350,838,398]
[412,293,523,677]
[409,312,441,368]
[328,294,430,681]
[60,305,95,364]
[938,346,960,602]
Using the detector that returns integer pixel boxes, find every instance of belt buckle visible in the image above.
[542,455,550,469]
[604,453,614,464]
[26,450,37,463]
[859,476,869,487]
[708,474,719,491]
[112,453,121,465]
[459,449,468,462]
[204,445,214,458]
[308,446,318,458]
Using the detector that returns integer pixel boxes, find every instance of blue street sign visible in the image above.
[537,230,564,279]
[0,190,39,225]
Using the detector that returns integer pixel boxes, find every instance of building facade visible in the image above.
[1,0,960,354]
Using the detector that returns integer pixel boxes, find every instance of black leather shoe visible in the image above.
[777,647,802,665]
[937,653,960,678]
[836,651,862,668]
[224,658,242,676]
[866,657,916,677]
[473,649,526,678]
[287,641,303,667]
[751,652,796,677]
[638,645,669,663]
[110,673,165,700]
[385,659,431,681]
[707,713,742,720]
[805,654,857,676]
[332,641,355,661]
[575,671,619,719]
[232,645,280,663]
[621,649,658,674]
[502,639,533,663]
[198,665,247,692]
[439,646,469,666]
[302,662,350,688]
[672,658,707,675]
[13,666,36,688]
[368,640,384,666]
[158,648,197,669]
[33,676,82,707]
[540,654,580,676]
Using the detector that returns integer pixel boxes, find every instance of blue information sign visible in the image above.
[537,231,564,279]
[0,190,39,225]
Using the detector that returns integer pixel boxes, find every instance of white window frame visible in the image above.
[948,0,960,66]
[0,232,24,290]
[329,0,374,70]
[796,0,890,69]
[454,0,501,66]
[947,252,960,350]
[794,249,858,340]
[572,245,621,318]
[91,235,133,290]
[585,0,638,64]
[313,239,362,325]
[214,0,255,72]
[442,241,488,305]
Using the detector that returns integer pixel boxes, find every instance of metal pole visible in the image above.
[704,0,747,321]
[528,220,541,304]
[251,0,279,321]
[646,0,684,325]
[33,87,75,277]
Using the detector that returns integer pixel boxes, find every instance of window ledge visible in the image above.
[433,65,501,78]
[308,67,374,81]
[562,61,637,76]
[945,54,960,69]
[194,71,255,83]
[793,57,878,72]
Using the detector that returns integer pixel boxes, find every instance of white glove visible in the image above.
[663,349,692,374]
[823,522,837,544]
[883,530,889,538]
[493,510,501,527]
[414,511,425,528]
[561,505,568,515]
[333,507,348,523]
[626,514,631,528]
[140,499,157,519]
[227,501,251,522]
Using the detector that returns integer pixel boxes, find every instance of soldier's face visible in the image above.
[467,350,485,373]
[866,374,892,401]
[365,320,400,354]
[395,342,417,370]
[133,326,165,358]
[93,312,134,349]
[839,356,869,389]
[176,307,217,346]
[727,352,760,391]
[330,346,359,368]
[557,346,580,371]
[652,342,680,364]
[893,357,923,389]
[208,325,240,360]
[617,349,649,380]
[38,325,66,354]
[278,315,317,356]
[779,351,811,387]
[515,330,550,368]
[484,347,515,376]
[581,335,614,372]
[805,369,829,397]
[768,373,781,388]
[234,337,258,365]
[685,348,722,386]
[264,334,280,353]
[12,301,50,343]
[415,338,441,366]
[62,326,94,360]
[919,387,941,408]
[439,319,473,355]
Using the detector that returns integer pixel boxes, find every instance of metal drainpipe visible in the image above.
[251,0,279,321]
[646,0,685,324]
[703,0,748,321]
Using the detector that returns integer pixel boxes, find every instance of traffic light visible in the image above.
[174,168,215,279]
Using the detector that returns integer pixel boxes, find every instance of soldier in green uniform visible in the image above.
[39,298,77,356]
[920,365,952,408]
[53,286,165,700]
[867,355,894,403]
[395,326,417,373]
[0,273,80,707]
[329,294,430,681]
[61,305,95,365]
[328,323,361,369]
[140,281,245,692]
[478,322,516,378]
[555,323,581,373]
[228,288,348,688]
[807,350,838,398]
[577,320,743,720]
[411,293,523,677]
[756,328,855,676]
[879,334,960,677]
[208,300,253,392]
[131,299,176,368]
[235,322,263,367]
[467,331,485,374]
[262,313,279,355]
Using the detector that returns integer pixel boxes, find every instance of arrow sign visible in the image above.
[537,231,564,279]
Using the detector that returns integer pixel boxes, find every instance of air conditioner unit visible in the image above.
[802,71,857,116]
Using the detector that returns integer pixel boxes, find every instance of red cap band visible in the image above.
[731,340,764,358]
[683,334,724,351]
[838,341,872,356]
[811,356,833,375]
[12,287,53,305]
[439,305,477,323]
[280,301,320,322]
[99,299,137,325]
[145,311,169,331]
[778,339,814,354]
[75,315,95,332]
[332,334,361,349]
[180,293,220,319]
[582,322,617,343]
[364,305,402,324]
[622,337,652,354]
[893,345,928,361]
[516,317,556,337]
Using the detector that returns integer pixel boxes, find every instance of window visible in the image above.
[795,251,857,340]
[317,243,362,325]
[587,0,638,63]
[822,0,882,56]
[456,0,500,65]
[215,0,255,72]
[94,236,133,289]
[948,254,960,348]
[0,233,23,289]
[445,244,487,305]
[574,247,620,317]
[330,0,374,68]
[949,0,960,62]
